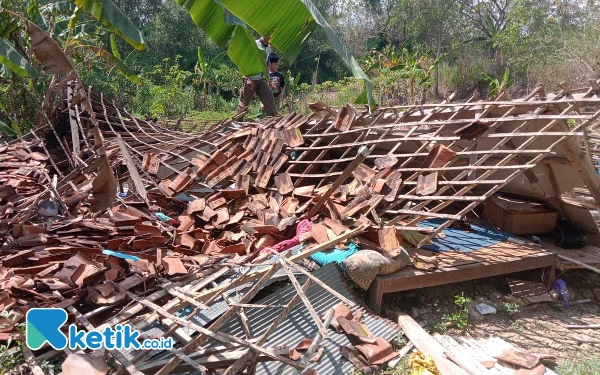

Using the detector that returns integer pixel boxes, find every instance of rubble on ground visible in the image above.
[1,80,600,374]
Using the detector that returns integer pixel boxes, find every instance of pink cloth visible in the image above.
[260,219,312,254]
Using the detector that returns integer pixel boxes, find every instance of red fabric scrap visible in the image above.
[260,219,312,254]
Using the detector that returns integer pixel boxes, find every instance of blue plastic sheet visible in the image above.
[102,249,140,262]
[310,242,359,267]
[419,219,512,252]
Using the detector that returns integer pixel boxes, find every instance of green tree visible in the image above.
[139,0,219,71]
[0,0,146,130]
[175,0,374,106]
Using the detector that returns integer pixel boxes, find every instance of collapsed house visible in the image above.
[1,80,600,375]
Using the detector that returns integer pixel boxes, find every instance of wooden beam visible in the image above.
[292,132,583,151]
[22,347,46,375]
[398,313,468,375]
[281,257,357,307]
[306,146,370,218]
[557,254,600,274]
[279,259,329,338]
[556,128,600,208]
[567,324,600,329]
[300,307,335,366]
[154,266,281,375]
[222,277,314,375]
[117,135,149,204]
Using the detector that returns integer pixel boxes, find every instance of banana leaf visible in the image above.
[176,0,235,46]
[220,0,373,106]
[227,25,266,77]
[40,1,76,15]
[25,0,48,30]
[0,102,22,138]
[0,39,37,78]
[0,62,12,78]
[0,119,17,138]
[179,0,373,105]
[55,19,98,37]
[68,0,147,51]
[197,46,206,72]
[26,19,74,74]
[220,0,316,63]
[109,34,120,59]
[300,0,372,106]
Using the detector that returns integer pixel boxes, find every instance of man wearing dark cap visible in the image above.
[232,36,276,121]
[268,53,285,101]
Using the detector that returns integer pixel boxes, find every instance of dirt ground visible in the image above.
[378,269,600,367]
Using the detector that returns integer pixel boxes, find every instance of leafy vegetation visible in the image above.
[498,301,521,316]
[0,314,25,374]
[130,56,194,118]
[481,68,514,98]
[349,356,410,375]
[1,0,600,134]
[442,293,473,330]
[556,353,600,375]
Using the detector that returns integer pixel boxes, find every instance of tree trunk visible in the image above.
[433,23,442,99]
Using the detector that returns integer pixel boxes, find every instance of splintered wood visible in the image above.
[1,80,600,374]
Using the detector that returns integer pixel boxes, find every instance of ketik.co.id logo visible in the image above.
[26,308,173,350]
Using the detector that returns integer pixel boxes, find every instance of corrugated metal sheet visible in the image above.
[207,262,399,375]
[128,257,399,374]
[123,253,305,363]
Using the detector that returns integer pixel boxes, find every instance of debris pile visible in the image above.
[1,79,600,374]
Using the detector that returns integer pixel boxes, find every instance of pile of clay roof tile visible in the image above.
[1,80,600,374]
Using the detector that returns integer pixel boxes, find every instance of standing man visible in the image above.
[256,36,273,63]
[268,53,285,103]
[232,36,276,121]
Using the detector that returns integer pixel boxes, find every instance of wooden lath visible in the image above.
[287,81,600,246]
[9,80,599,374]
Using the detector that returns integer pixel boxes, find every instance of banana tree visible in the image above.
[176,0,374,107]
[390,48,441,101]
[0,0,146,80]
[481,67,513,98]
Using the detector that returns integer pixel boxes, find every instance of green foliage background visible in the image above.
[2,0,600,132]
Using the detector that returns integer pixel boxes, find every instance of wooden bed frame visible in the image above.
[368,241,557,313]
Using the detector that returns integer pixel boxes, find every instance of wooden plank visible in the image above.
[291,132,581,150]
[300,115,592,137]
[22,347,45,375]
[374,252,556,295]
[117,135,148,204]
[286,149,556,164]
[397,313,468,375]
[288,164,538,178]
[279,259,329,338]
[556,254,600,274]
[67,86,81,156]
